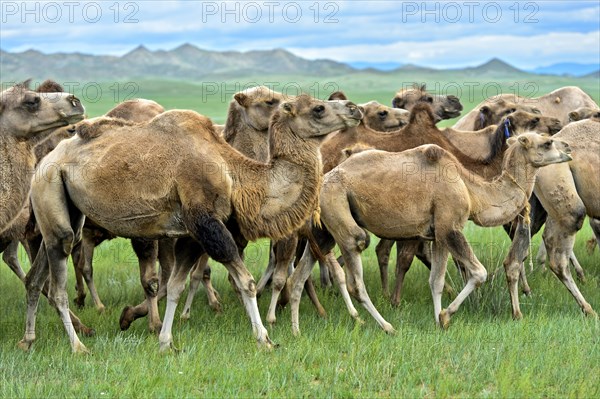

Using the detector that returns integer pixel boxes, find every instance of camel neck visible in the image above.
[0,136,35,230]
[467,145,537,227]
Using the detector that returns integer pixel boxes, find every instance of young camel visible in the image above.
[360,101,409,132]
[0,80,85,233]
[287,130,572,335]
[320,105,561,302]
[392,83,463,121]
[20,95,362,353]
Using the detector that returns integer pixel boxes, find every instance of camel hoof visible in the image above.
[439,309,451,330]
[354,316,365,326]
[73,343,91,355]
[317,309,328,319]
[383,323,396,335]
[512,311,523,321]
[119,306,135,331]
[292,324,301,337]
[74,296,86,309]
[17,339,33,352]
[583,306,597,318]
[159,341,179,354]
[180,312,191,321]
[522,288,532,297]
[576,273,586,284]
[75,325,96,337]
[210,302,223,314]
[149,322,163,335]
[96,304,106,314]
[258,338,278,350]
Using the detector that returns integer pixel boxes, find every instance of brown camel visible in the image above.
[20,95,362,353]
[0,80,85,233]
[392,83,463,121]
[287,128,572,335]
[454,86,597,130]
[521,119,599,318]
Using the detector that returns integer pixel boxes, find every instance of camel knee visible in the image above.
[142,276,160,298]
[46,229,75,257]
[340,228,370,254]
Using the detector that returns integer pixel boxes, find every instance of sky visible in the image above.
[1,1,599,69]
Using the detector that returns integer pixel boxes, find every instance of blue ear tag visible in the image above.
[504,118,511,138]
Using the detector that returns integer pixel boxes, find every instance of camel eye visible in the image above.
[313,105,325,117]
[265,100,277,106]
[378,110,388,118]
[23,96,40,111]
[424,96,433,103]
[531,117,540,125]
[543,141,552,149]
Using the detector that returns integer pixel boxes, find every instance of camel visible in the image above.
[518,119,599,318]
[453,87,597,130]
[392,83,463,121]
[19,94,362,353]
[360,101,409,132]
[286,123,572,335]
[568,106,600,122]
[317,104,564,312]
[0,80,85,233]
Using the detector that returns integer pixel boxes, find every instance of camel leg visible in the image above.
[536,241,548,267]
[181,253,221,319]
[438,230,487,329]
[375,238,395,297]
[390,240,420,307]
[303,275,327,318]
[323,251,359,320]
[159,237,204,352]
[569,251,586,283]
[429,242,450,325]
[338,235,395,334]
[2,240,26,281]
[266,236,298,325]
[318,258,332,288]
[119,239,161,333]
[503,216,530,320]
[20,198,89,353]
[160,215,272,351]
[543,217,596,317]
[287,243,319,336]
[71,241,87,308]
[157,238,176,299]
[256,241,276,295]
[79,229,106,312]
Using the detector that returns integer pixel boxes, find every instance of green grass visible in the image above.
[1,75,599,397]
[1,224,599,398]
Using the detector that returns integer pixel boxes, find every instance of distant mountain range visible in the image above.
[1,44,598,82]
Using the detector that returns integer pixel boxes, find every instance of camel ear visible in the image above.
[358,105,365,115]
[281,102,295,116]
[480,106,491,115]
[517,135,531,147]
[531,108,542,115]
[328,91,347,101]
[392,97,405,109]
[234,93,251,107]
[568,111,579,121]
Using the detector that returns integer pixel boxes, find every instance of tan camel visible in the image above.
[454,87,597,130]
[0,80,85,233]
[522,119,599,318]
[287,129,572,335]
[392,83,463,120]
[360,101,409,132]
[568,106,600,122]
[19,95,362,353]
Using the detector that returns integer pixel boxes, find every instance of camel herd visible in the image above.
[0,79,598,353]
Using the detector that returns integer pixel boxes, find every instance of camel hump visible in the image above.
[409,103,437,127]
[422,144,446,164]
[76,117,135,140]
[150,109,220,140]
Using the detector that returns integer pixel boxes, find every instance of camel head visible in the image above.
[275,94,363,139]
[507,132,572,167]
[233,86,285,131]
[476,99,541,129]
[0,80,85,140]
[392,84,463,121]
[360,101,410,132]
[568,106,600,122]
[503,110,563,136]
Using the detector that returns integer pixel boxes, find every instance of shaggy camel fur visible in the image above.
[20,95,362,353]
[0,80,85,233]
[392,83,463,121]
[522,119,599,318]
[454,87,597,130]
[287,131,572,335]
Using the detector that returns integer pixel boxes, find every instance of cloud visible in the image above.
[288,31,600,69]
